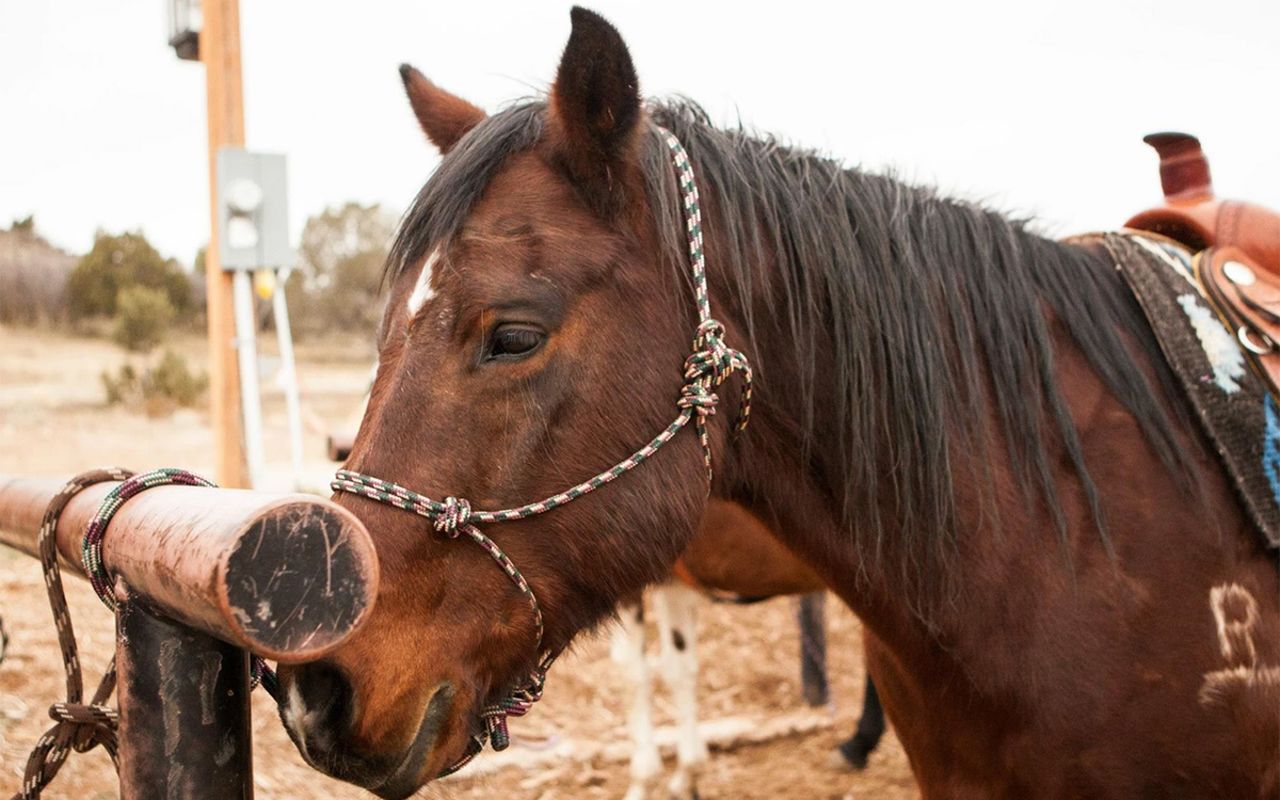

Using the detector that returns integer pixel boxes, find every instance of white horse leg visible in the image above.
[612,598,659,800]
[653,581,705,800]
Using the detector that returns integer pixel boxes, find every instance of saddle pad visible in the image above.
[1088,231,1280,547]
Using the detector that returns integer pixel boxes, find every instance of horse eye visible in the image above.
[486,324,544,361]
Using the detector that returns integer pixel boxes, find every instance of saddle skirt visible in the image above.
[1080,230,1280,547]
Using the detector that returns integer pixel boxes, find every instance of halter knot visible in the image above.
[682,317,753,437]
[687,319,747,383]
[478,664,548,752]
[434,496,472,537]
[678,382,719,417]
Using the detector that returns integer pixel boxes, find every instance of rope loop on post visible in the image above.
[14,468,128,800]
[12,467,283,800]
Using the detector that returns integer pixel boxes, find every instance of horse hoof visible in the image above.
[666,777,699,800]
[829,743,870,772]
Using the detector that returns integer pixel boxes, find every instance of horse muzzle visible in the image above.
[278,663,456,799]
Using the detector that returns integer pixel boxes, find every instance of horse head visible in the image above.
[276,9,739,796]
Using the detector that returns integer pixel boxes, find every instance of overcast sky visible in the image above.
[1,0,1276,263]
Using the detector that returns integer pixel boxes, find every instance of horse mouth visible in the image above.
[371,683,457,799]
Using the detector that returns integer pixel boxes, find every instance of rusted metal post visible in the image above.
[0,474,379,663]
[115,582,253,799]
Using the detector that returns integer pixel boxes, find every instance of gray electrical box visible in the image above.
[216,149,293,271]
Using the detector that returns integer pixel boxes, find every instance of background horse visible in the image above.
[278,8,1279,798]
[615,500,885,800]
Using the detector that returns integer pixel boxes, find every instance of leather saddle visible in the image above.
[1126,132,1280,397]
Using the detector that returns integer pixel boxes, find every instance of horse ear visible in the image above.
[547,7,643,216]
[398,64,486,154]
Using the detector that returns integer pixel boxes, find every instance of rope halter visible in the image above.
[331,125,752,775]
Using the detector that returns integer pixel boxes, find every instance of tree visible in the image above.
[66,230,194,321]
[287,202,396,336]
[0,221,75,325]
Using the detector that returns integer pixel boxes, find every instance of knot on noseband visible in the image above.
[434,496,472,537]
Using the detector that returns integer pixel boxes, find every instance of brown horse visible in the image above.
[278,8,1280,798]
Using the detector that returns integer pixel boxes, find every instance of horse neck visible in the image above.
[702,207,918,628]
[699,179,1060,633]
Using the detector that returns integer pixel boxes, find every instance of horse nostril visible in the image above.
[287,661,355,760]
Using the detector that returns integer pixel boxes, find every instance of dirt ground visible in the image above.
[0,326,919,799]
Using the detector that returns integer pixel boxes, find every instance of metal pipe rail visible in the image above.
[0,474,378,662]
[0,473,380,799]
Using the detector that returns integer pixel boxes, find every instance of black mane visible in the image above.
[387,98,1194,596]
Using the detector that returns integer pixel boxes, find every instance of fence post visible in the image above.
[115,582,253,799]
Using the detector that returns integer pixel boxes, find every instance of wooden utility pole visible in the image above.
[200,0,248,487]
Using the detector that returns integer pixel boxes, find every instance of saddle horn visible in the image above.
[1142,132,1214,204]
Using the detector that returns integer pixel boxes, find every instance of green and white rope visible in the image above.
[80,468,279,697]
[331,125,751,775]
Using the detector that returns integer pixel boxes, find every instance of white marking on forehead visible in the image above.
[406,247,442,316]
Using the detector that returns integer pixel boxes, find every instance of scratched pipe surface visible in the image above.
[0,474,380,663]
[116,583,253,800]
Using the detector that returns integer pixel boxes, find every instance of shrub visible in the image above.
[288,203,395,338]
[112,286,174,352]
[101,351,207,417]
[142,350,208,408]
[101,364,138,405]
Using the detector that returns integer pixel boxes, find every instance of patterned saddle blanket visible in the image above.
[1086,231,1280,547]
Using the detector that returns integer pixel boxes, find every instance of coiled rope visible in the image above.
[10,467,278,799]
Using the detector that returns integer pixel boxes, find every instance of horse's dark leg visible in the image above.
[796,592,829,706]
[835,675,886,770]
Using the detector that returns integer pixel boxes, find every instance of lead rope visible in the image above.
[13,468,280,800]
[332,127,751,775]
